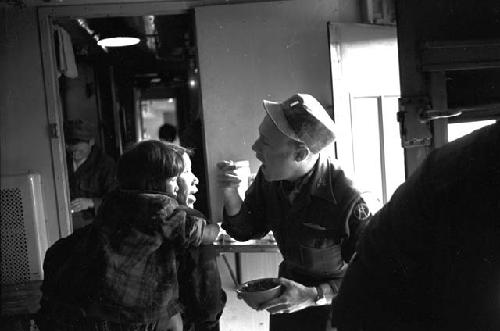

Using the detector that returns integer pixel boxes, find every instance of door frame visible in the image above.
[38,2,193,237]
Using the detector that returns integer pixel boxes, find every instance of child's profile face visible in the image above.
[177,153,199,207]
[164,176,179,198]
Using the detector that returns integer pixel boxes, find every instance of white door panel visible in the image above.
[329,23,403,208]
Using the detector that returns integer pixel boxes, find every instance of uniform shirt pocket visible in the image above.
[299,223,344,276]
[299,244,343,276]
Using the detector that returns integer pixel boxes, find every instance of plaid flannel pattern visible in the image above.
[95,191,206,322]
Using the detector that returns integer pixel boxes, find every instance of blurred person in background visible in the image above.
[64,119,117,230]
[159,122,180,145]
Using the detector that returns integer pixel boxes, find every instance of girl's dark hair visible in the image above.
[117,140,188,192]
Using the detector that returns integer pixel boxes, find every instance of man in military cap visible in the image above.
[217,93,371,331]
[64,119,117,230]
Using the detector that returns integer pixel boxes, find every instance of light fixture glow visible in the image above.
[189,79,197,88]
[97,37,140,47]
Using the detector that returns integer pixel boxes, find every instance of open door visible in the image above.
[329,23,403,209]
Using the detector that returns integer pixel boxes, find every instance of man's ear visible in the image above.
[89,138,96,147]
[294,145,310,162]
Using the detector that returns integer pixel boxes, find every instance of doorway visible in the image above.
[40,5,209,233]
[329,23,404,210]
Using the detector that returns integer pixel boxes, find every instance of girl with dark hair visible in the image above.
[117,140,184,193]
[37,140,219,331]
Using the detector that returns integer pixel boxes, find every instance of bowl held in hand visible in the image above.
[236,277,282,309]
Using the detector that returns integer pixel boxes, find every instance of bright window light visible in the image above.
[97,37,140,47]
[448,120,496,142]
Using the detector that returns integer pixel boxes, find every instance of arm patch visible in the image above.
[353,202,371,221]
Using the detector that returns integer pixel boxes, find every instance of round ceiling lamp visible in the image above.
[97,37,140,47]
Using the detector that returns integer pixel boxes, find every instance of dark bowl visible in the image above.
[236,277,282,309]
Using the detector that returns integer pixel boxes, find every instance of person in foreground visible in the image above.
[36,140,219,331]
[217,93,372,331]
[332,121,500,331]
[176,147,226,331]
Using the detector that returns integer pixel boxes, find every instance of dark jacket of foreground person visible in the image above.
[37,190,208,330]
[332,122,500,331]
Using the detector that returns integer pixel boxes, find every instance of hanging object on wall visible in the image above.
[54,25,78,78]
[361,0,396,25]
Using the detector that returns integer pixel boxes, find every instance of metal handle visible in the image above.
[419,109,462,122]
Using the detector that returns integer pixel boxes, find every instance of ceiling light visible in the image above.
[97,37,140,48]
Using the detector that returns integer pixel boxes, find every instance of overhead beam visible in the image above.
[27,0,291,8]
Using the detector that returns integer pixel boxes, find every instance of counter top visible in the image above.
[213,238,279,253]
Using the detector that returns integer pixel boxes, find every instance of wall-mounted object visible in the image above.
[1,173,48,285]
[361,0,396,25]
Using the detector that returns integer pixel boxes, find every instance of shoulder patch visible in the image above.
[353,202,370,221]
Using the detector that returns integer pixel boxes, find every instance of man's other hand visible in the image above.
[258,277,316,314]
[70,198,94,213]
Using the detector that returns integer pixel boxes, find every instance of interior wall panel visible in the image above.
[0,6,60,245]
[195,0,359,223]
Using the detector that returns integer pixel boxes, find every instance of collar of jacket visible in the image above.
[96,190,179,231]
[307,153,351,205]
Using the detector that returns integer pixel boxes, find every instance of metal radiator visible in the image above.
[1,173,48,285]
